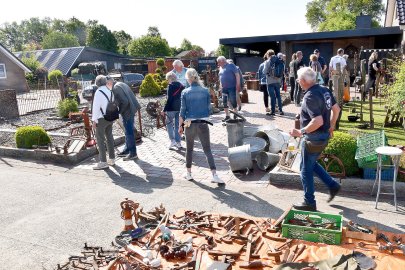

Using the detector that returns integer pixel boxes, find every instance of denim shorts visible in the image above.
[222,87,237,109]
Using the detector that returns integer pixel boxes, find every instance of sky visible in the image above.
[0,0,387,52]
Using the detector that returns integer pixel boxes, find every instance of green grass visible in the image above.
[339,98,405,146]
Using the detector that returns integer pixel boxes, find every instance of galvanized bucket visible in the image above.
[228,144,253,172]
[256,151,281,171]
[254,129,287,154]
[226,119,245,147]
[242,137,267,159]
[243,126,260,138]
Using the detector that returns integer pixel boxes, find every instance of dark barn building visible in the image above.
[220,16,402,74]
[14,46,137,76]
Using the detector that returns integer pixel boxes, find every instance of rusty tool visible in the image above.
[245,234,253,261]
[275,239,293,251]
[292,244,306,262]
[286,245,299,262]
[145,213,169,248]
[239,260,272,268]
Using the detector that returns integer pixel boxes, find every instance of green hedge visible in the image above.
[57,98,79,118]
[15,126,51,149]
[323,131,359,176]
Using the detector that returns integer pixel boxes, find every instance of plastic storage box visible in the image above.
[282,209,343,245]
[355,131,389,168]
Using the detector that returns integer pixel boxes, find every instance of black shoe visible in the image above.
[222,116,230,122]
[117,151,129,157]
[269,112,276,116]
[123,154,138,161]
[279,111,285,115]
[293,202,317,211]
[327,185,341,203]
[237,105,242,111]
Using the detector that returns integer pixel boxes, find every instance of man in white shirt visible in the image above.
[91,75,116,170]
[329,48,346,74]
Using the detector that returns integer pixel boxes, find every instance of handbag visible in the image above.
[305,140,328,154]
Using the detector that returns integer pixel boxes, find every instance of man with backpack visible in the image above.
[106,76,141,161]
[92,75,119,170]
[263,49,285,116]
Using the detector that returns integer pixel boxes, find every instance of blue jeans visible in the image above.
[222,87,237,109]
[123,117,137,156]
[267,83,283,113]
[166,111,180,143]
[300,132,340,206]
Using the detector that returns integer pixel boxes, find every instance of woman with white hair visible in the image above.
[178,68,224,184]
[171,60,189,87]
[364,51,380,100]
[163,72,185,149]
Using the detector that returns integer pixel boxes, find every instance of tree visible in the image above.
[0,22,25,51]
[87,24,118,53]
[65,17,87,46]
[306,0,385,31]
[113,30,132,55]
[128,36,171,57]
[147,26,161,37]
[215,45,230,58]
[42,31,80,49]
[180,38,193,51]
[20,17,50,44]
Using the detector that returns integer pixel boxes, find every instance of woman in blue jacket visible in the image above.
[178,68,224,184]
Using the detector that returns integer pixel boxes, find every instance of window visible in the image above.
[114,62,122,70]
[0,64,6,79]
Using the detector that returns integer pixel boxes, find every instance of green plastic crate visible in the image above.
[355,131,389,168]
[281,210,342,245]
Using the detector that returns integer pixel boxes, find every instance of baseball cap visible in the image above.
[314,49,320,53]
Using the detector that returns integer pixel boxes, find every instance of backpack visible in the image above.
[99,90,119,122]
[268,55,284,78]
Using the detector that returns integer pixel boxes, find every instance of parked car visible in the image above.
[109,72,144,93]
[82,84,98,102]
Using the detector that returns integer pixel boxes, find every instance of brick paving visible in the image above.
[77,89,301,184]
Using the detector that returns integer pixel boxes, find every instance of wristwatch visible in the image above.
[300,128,307,135]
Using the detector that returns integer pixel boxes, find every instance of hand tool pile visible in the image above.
[54,201,405,270]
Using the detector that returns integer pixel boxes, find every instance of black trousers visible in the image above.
[260,84,269,108]
[289,77,295,101]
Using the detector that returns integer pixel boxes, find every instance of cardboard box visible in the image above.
[344,225,377,242]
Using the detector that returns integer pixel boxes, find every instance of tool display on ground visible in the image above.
[54,200,405,269]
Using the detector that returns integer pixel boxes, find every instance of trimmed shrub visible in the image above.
[323,131,359,176]
[156,58,165,66]
[71,68,79,77]
[57,98,79,118]
[48,70,63,83]
[139,74,161,97]
[161,80,168,89]
[15,126,51,149]
[155,68,162,74]
[162,66,168,72]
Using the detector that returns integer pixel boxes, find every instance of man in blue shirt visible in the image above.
[217,56,241,121]
[289,67,341,211]
[171,60,189,88]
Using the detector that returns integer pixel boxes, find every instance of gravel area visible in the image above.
[0,95,168,147]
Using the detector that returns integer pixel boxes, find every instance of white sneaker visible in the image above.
[93,162,109,170]
[182,172,193,181]
[169,141,177,149]
[107,158,115,166]
[211,174,224,184]
[176,142,183,149]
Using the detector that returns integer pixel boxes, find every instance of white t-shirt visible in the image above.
[329,55,346,72]
[91,86,114,123]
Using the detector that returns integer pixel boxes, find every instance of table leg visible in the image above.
[393,156,399,211]
[375,154,382,209]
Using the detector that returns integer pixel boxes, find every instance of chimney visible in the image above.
[355,15,372,29]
